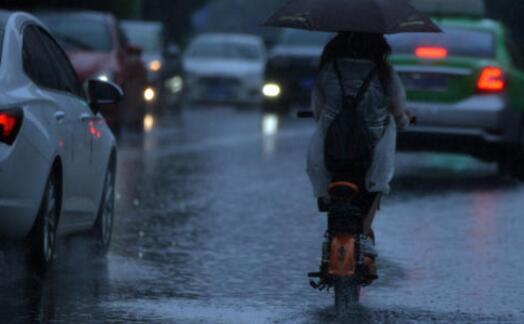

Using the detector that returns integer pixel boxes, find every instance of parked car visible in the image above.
[262,29,332,113]
[388,16,524,178]
[183,33,267,106]
[121,20,184,110]
[37,11,149,133]
[0,12,121,273]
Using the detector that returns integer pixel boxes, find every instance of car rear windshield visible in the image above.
[187,40,261,60]
[40,17,113,52]
[279,29,332,47]
[387,27,495,58]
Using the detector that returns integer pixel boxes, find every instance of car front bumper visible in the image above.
[185,76,261,105]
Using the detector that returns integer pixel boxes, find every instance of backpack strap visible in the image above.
[333,59,380,110]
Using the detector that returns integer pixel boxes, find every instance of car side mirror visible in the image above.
[88,79,124,113]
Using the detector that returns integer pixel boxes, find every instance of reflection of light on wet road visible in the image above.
[465,191,499,304]
[262,113,279,136]
[426,154,477,172]
[136,113,161,173]
[262,113,280,156]
[470,192,498,246]
[143,114,155,133]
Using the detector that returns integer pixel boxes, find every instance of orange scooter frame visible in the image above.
[329,234,357,276]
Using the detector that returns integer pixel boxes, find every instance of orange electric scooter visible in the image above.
[307,180,373,314]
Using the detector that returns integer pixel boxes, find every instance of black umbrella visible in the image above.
[264,0,441,34]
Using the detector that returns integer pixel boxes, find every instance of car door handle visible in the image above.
[79,113,97,122]
[55,111,65,122]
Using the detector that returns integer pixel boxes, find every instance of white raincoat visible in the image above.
[307,58,409,198]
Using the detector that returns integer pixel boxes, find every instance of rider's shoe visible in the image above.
[360,234,377,258]
[363,256,378,285]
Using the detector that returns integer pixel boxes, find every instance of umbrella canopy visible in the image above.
[264,0,441,34]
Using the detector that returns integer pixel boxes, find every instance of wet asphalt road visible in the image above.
[2,107,524,323]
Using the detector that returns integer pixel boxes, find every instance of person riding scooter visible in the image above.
[307,32,412,281]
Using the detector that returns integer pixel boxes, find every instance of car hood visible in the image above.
[183,58,264,77]
[67,51,115,82]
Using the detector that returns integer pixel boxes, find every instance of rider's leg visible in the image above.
[362,193,382,237]
[360,193,382,283]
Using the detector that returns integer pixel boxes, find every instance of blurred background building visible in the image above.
[0,0,206,44]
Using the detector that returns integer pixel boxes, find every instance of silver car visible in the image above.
[183,33,267,106]
[0,11,121,274]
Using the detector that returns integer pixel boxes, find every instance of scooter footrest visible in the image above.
[307,272,322,278]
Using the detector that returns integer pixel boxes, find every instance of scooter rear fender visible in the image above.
[329,234,357,276]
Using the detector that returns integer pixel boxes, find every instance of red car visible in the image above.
[38,11,149,133]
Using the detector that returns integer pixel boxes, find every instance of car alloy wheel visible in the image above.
[42,178,58,264]
[93,166,115,256]
[30,173,60,275]
[101,170,115,248]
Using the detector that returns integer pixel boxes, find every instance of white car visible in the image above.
[183,33,267,106]
[0,12,121,274]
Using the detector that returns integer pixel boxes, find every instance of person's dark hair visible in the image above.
[320,32,392,89]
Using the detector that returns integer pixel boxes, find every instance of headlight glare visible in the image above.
[148,60,162,72]
[165,76,184,94]
[144,87,156,102]
[263,83,281,98]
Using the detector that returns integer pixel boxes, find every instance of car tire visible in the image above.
[28,172,60,275]
[91,163,115,257]
[497,156,511,177]
[509,158,524,181]
[507,130,524,181]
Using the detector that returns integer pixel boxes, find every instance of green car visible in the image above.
[388,17,524,178]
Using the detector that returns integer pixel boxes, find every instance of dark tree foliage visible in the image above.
[486,0,524,44]
[141,0,209,44]
[0,0,206,42]
[1,0,522,45]
[0,0,140,17]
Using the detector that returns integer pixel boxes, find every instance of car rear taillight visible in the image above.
[0,108,23,145]
[477,67,506,93]
[415,47,448,59]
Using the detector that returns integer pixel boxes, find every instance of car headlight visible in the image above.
[144,87,156,102]
[263,83,281,98]
[165,75,184,94]
[148,59,162,72]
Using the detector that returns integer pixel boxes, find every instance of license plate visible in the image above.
[401,73,449,91]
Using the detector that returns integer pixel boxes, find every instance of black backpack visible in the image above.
[324,59,379,184]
